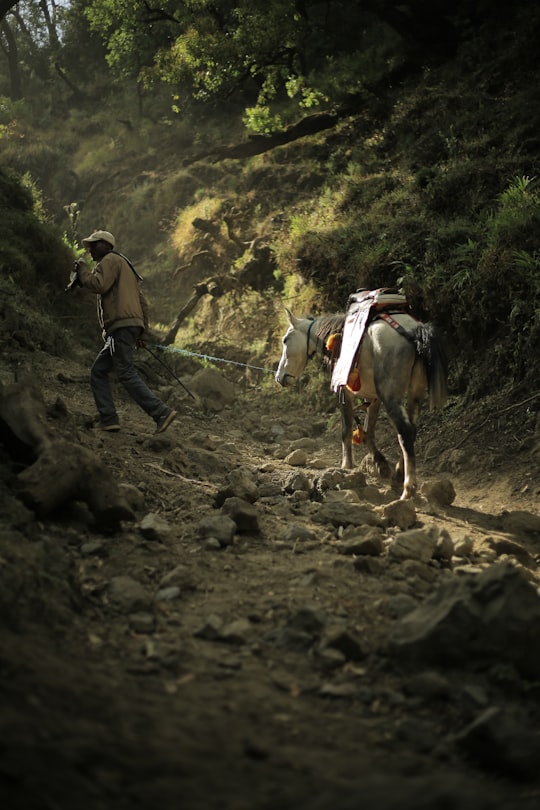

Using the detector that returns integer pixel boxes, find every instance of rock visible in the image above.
[285,448,308,466]
[312,502,383,529]
[488,538,535,567]
[129,613,156,633]
[382,593,418,618]
[108,576,152,614]
[221,497,260,533]
[198,514,236,546]
[17,439,135,531]
[319,682,359,699]
[155,586,181,602]
[434,528,454,560]
[80,541,107,557]
[360,485,389,505]
[404,670,452,699]
[289,437,320,451]
[338,528,384,557]
[497,509,540,535]
[391,562,540,678]
[324,489,361,503]
[382,498,417,529]
[214,466,259,505]
[284,470,313,494]
[318,626,366,661]
[220,618,252,644]
[452,705,540,780]
[118,482,146,512]
[283,522,318,542]
[193,616,253,645]
[454,534,474,557]
[193,614,225,641]
[387,527,438,563]
[287,607,326,635]
[420,479,456,506]
[353,556,386,575]
[139,512,172,543]
[159,565,198,590]
[316,468,367,491]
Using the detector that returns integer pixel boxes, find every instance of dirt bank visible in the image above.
[1,343,540,810]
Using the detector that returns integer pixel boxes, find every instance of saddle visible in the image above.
[330,287,409,394]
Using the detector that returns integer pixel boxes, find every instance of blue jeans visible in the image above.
[91,327,168,425]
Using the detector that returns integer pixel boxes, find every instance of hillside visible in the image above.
[1,4,540,809]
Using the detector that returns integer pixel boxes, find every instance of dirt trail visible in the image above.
[1,344,540,810]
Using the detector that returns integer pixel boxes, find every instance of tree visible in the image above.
[0,1,19,24]
[81,1,476,123]
[84,0,375,116]
[0,15,22,99]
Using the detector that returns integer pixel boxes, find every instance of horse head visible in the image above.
[275,308,314,386]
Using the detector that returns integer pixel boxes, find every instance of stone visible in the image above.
[108,576,152,614]
[284,470,313,493]
[420,478,456,506]
[215,466,259,506]
[139,512,172,543]
[198,514,236,546]
[452,705,540,780]
[497,509,540,535]
[285,448,308,466]
[387,527,438,563]
[454,534,474,557]
[312,502,383,529]
[391,562,540,679]
[382,498,417,529]
[221,497,260,533]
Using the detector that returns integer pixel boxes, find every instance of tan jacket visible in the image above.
[78,251,149,337]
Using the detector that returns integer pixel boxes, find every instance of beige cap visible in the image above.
[82,230,115,248]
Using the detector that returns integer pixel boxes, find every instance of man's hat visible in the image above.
[82,230,116,248]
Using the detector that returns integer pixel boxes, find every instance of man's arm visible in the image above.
[76,254,117,293]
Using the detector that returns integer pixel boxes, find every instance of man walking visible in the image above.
[75,230,177,433]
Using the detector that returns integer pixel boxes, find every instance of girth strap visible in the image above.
[377,311,415,342]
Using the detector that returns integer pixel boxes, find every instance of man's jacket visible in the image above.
[78,251,149,337]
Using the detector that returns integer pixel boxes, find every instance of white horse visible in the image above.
[275,307,448,499]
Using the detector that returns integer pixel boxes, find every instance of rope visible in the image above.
[150,344,275,374]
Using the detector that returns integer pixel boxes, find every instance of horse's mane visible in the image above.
[311,313,345,346]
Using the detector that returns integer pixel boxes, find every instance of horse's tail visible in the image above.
[413,323,448,410]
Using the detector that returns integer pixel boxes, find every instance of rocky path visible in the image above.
[1,346,540,810]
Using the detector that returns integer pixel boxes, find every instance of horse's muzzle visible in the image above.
[276,373,296,387]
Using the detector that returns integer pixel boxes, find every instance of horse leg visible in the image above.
[384,399,418,499]
[340,391,354,469]
[363,399,392,479]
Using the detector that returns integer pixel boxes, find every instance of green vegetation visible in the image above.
[1,1,539,395]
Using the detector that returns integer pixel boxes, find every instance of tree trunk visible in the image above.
[0,18,22,100]
[0,1,19,23]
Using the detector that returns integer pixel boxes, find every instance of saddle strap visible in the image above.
[377,311,414,342]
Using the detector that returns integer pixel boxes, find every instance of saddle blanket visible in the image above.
[330,288,408,393]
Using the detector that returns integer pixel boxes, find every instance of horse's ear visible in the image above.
[285,307,300,327]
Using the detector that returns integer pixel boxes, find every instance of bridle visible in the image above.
[306,317,317,361]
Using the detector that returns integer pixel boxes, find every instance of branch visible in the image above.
[140,1,180,24]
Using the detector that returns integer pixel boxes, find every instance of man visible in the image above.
[75,230,177,434]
